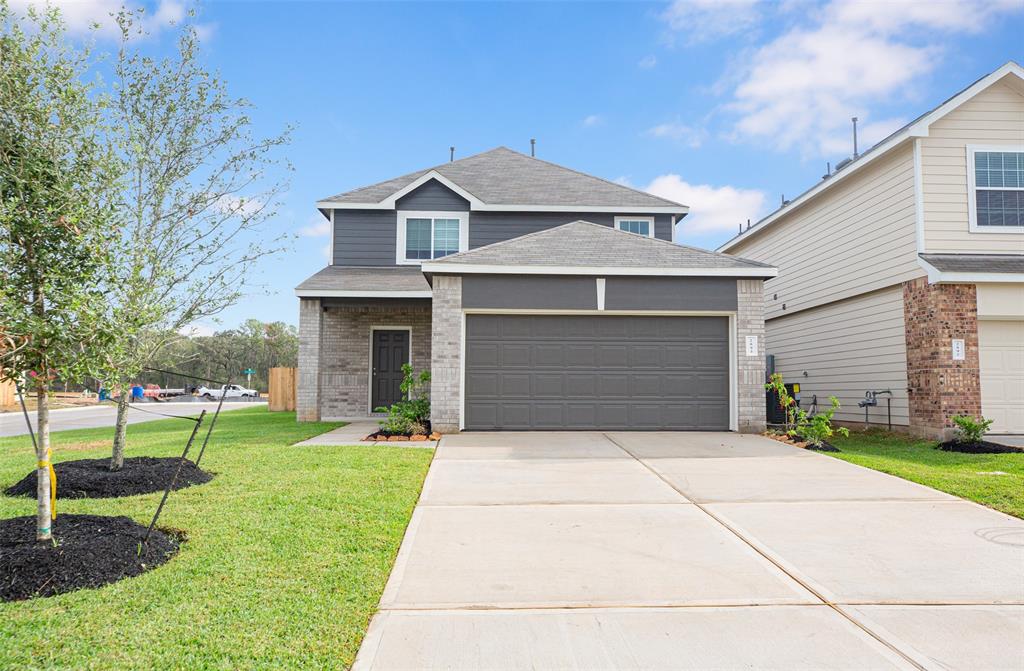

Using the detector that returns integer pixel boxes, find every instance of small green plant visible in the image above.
[791,395,849,448]
[375,364,431,435]
[951,414,993,445]
[765,373,798,432]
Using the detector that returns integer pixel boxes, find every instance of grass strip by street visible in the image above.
[831,430,1024,519]
[0,407,433,669]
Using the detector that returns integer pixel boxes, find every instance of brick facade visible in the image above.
[903,278,981,439]
[737,279,767,433]
[298,299,432,421]
[429,275,463,433]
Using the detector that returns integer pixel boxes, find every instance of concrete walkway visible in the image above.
[0,401,265,438]
[354,431,1024,670]
[294,419,439,447]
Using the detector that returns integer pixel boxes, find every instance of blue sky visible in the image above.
[26,0,1024,330]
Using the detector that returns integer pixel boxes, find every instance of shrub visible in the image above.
[765,373,798,431]
[951,414,993,444]
[792,396,849,448]
[375,364,431,435]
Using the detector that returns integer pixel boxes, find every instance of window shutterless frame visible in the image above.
[614,215,655,238]
[966,145,1024,234]
[396,210,470,264]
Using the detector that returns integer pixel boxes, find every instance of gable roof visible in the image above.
[318,147,687,214]
[718,61,1024,253]
[421,221,776,277]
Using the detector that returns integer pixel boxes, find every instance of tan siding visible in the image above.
[766,287,909,427]
[921,79,1024,253]
[728,144,921,320]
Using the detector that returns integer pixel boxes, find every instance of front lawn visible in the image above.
[831,431,1024,518]
[0,407,433,669]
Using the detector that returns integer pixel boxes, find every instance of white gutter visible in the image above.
[420,262,777,278]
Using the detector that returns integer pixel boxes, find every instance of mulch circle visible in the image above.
[4,457,213,499]
[0,514,180,602]
[937,440,1024,454]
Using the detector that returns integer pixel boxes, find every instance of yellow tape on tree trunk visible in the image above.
[36,449,56,520]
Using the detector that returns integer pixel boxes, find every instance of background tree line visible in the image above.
[146,320,298,392]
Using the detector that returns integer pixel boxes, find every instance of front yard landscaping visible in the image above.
[0,407,433,669]
[830,430,1024,518]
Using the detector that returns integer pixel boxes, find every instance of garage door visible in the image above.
[464,314,730,430]
[980,320,1024,433]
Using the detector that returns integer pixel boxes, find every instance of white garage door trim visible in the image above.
[459,309,739,431]
[979,319,1024,434]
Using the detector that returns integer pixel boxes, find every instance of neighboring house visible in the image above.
[296,147,777,432]
[719,62,1024,438]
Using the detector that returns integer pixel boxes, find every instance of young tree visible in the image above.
[104,10,291,470]
[0,2,121,540]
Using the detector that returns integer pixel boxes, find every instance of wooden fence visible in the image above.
[0,379,14,408]
[268,367,296,412]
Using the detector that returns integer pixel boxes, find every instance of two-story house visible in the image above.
[296,147,776,433]
[719,62,1024,439]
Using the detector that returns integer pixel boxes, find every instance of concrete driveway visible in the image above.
[354,432,1024,671]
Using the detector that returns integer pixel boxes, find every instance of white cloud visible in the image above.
[215,194,266,218]
[723,0,1024,156]
[582,114,603,128]
[644,174,767,235]
[638,54,658,69]
[178,322,216,337]
[646,120,706,148]
[321,242,332,262]
[299,213,331,237]
[8,0,213,40]
[660,0,761,43]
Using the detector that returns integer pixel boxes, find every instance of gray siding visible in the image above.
[332,209,397,266]
[604,278,737,311]
[395,179,470,212]
[462,275,597,310]
[331,203,674,268]
[469,212,673,247]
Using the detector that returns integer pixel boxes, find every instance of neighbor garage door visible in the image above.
[464,314,730,430]
[979,320,1024,433]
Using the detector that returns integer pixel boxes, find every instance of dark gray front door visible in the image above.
[464,315,729,430]
[372,329,409,410]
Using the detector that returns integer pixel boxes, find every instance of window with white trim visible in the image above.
[969,147,1024,230]
[614,216,655,237]
[397,211,468,264]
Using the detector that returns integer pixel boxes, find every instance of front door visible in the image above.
[371,329,410,410]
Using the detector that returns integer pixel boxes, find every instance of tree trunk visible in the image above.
[35,381,52,541]
[110,391,129,471]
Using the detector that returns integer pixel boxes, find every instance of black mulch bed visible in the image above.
[937,440,1024,454]
[0,514,179,602]
[4,457,213,499]
[789,435,841,452]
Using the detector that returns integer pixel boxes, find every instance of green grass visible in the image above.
[0,407,434,669]
[830,430,1024,518]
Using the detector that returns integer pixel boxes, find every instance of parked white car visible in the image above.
[196,384,258,399]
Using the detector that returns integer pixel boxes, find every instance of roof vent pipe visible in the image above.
[746,218,751,230]
[823,161,831,180]
[530,138,536,157]
[852,117,859,158]
[449,146,455,162]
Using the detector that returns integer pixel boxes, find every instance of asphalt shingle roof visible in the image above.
[295,266,431,293]
[425,221,774,272]
[920,253,1024,273]
[322,147,685,209]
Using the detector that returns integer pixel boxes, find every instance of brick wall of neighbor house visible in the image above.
[430,275,462,433]
[737,279,767,433]
[317,303,432,420]
[297,298,323,421]
[903,278,981,438]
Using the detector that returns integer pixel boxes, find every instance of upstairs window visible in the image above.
[969,147,1024,231]
[397,211,468,264]
[614,216,654,237]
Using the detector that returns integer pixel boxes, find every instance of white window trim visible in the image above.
[966,144,1024,234]
[614,216,655,238]
[396,210,470,265]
